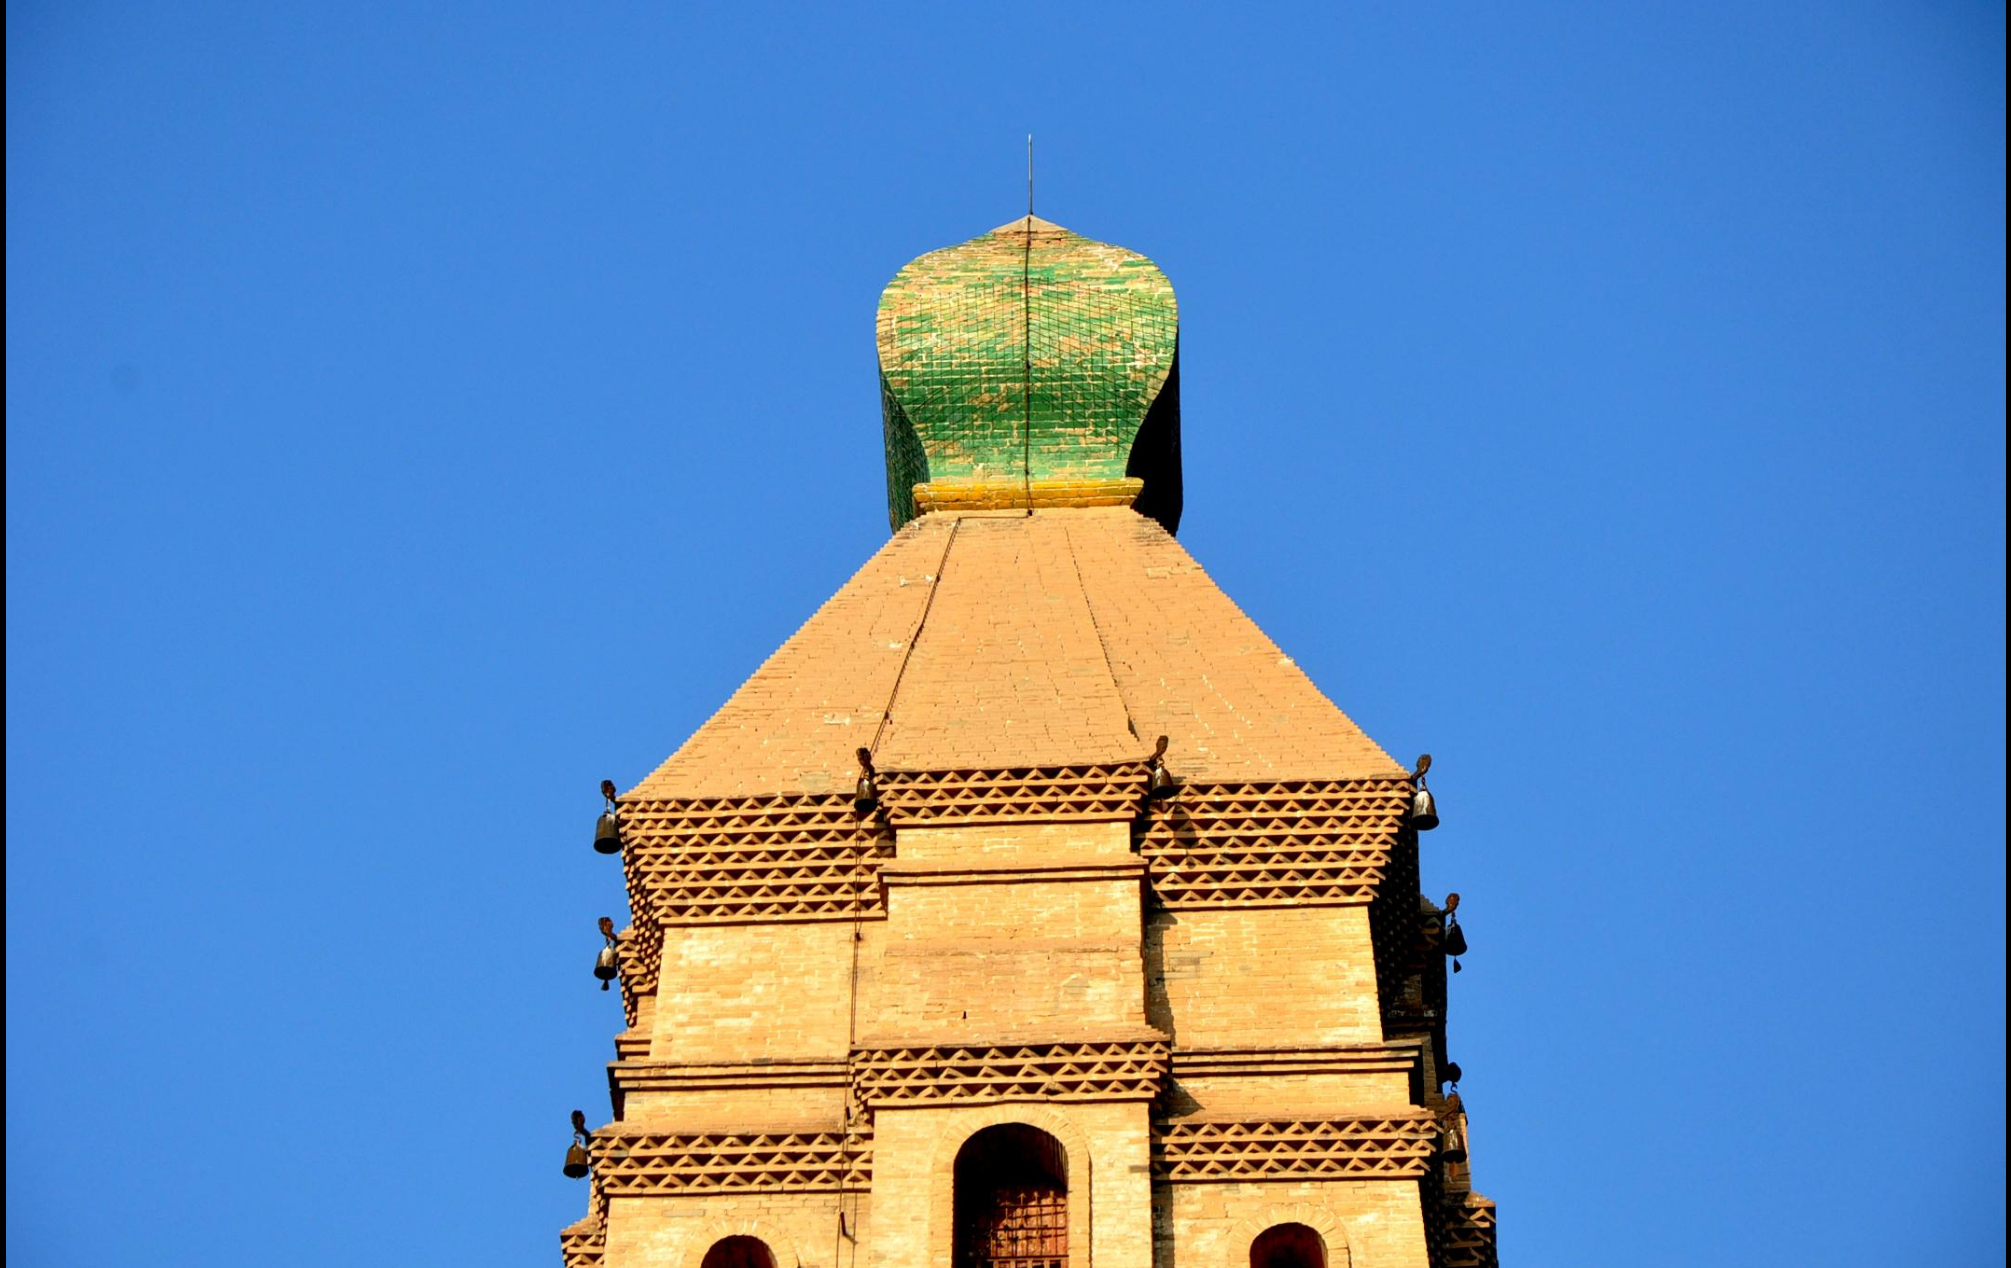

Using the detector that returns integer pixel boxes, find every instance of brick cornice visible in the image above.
[609,1057,850,1099]
[1168,1040,1424,1080]
[879,856,1147,887]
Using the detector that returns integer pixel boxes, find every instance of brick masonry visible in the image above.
[563,220,1494,1268]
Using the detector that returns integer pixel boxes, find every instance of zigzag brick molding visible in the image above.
[1136,777,1410,908]
[877,762,1152,827]
[589,1129,872,1196]
[612,924,661,1029]
[1152,1115,1437,1182]
[559,1210,605,1268]
[616,793,894,926]
[851,1038,1170,1112]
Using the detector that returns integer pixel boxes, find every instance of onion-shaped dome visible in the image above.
[876,216,1181,532]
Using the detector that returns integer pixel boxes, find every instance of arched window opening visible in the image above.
[1251,1222,1326,1268]
[700,1235,776,1268]
[953,1123,1068,1268]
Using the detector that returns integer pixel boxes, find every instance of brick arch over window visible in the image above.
[1229,1204,1351,1268]
[699,1235,776,1268]
[682,1219,797,1268]
[927,1107,1094,1268]
[1250,1222,1325,1268]
[955,1124,1069,1267]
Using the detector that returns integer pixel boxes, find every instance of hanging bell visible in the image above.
[592,780,622,854]
[1410,754,1439,831]
[1439,1118,1468,1164]
[1146,735,1176,801]
[564,1110,591,1178]
[853,748,879,815]
[594,944,619,990]
[1411,785,1439,831]
[593,809,621,855]
[1442,918,1468,958]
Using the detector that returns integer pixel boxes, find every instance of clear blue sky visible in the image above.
[7,3,2003,1264]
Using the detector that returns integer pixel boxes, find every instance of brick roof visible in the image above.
[628,508,1400,799]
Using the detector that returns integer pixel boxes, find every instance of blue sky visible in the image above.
[6,3,2003,1265]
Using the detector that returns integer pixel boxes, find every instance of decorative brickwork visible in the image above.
[613,924,661,1028]
[560,1180,610,1268]
[1436,1194,1499,1268]
[565,217,1497,1267]
[590,1128,872,1196]
[1136,778,1410,908]
[878,763,1151,827]
[1153,1115,1436,1182]
[851,1038,1170,1112]
[617,793,894,926]
[559,1210,605,1268]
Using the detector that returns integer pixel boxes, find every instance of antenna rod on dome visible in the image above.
[1022,133,1035,516]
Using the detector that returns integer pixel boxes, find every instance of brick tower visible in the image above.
[561,217,1497,1268]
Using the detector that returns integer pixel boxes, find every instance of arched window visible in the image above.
[953,1123,1068,1268]
[700,1235,776,1268]
[1251,1222,1326,1268]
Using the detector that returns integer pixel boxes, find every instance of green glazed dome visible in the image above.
[876,216,1182,533]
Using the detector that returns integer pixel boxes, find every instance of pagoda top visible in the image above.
[876,216,1182,533]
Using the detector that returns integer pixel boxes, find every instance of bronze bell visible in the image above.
[1442,918,1468,959]
[1439,1118,1467,1164]
[594,917,619,990]
[1410,754,1439,831]
[592,780,622,854]
[1146,735,1176,801]
[564,1109,591,1178]
[853,747,879,815]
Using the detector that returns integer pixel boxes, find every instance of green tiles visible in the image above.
[875,216,1181,531]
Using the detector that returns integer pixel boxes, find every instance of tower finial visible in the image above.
[1027,134,1034,219]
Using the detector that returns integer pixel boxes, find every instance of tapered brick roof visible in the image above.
[628,508,1401,799]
